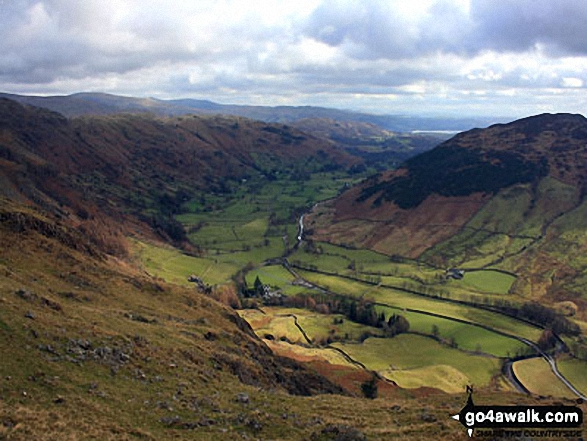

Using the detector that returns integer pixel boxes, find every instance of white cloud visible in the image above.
[561,77,583,88]
[2,0,587,117]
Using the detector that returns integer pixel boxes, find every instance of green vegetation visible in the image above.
[128,141,581,400]
[512,358,577,399]
[456,270,516,295]
[244,266,305,296]
[383,365,471,394]
[557,357,587,396]
[175,172,361,272]
[374,305,526,357]
[133,240,238,285]
[333,335,502,393]
[296,269,543,342]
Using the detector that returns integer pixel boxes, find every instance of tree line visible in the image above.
[281,292,409,337]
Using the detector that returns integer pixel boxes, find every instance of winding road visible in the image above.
[517,337,587,400]
[297,214,305,243]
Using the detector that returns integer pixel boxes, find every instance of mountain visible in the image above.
[0,99,373,439]
[0,92,503,133]
[0,98,579,439]
[0,97,357,252]
[306,113,587,316]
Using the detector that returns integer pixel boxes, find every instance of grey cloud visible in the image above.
[1,0,587,118]
[0,1,228,84]
[304,1,426,59]
[303,0,587,60]
[303,0,471,60]
[470,0,587,55]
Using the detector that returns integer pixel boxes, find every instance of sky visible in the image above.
[2,0,587,118]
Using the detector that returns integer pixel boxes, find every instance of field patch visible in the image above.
[265,340,358,368]
[512,358,577,399]
[132,240,238,285]
[456,270,516,295]
[297,270,544,343]
[244,307,383,344]
[332,334,501,391]
[374,305,527,357]
[246,265,296,289]
[557,357,587,397]
[381,364,469,394]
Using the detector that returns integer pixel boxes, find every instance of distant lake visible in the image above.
[411,130,461,135]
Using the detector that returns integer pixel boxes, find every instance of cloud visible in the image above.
[469,0,587,56]
[1,0,587,117]
[303,0,472,59]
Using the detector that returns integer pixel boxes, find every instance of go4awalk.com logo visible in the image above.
[451,387,583,438]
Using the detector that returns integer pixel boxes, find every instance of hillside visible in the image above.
[306,113,587,317]
[0,92,501,132]
[1,99,585,439]
[0,197,392,440]
[2,199,581,440]
[0,98,357,251]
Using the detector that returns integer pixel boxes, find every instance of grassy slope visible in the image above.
[512,358,577,399]
[133,240,239,285]
[333,335,502,393]
[5,205,564,440]
[0,205,353,440]
[242,307,510,394]
[557,357,587,396]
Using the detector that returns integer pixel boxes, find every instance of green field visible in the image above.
[290,241,440,284]
[374,305,526,357]
[241,306,510,394]
[132,167,584,399]
[246,265,297,287]
[557,357,587,396]
[421,177,580,271]
[382,365,470,394]
[455,270,516,295]
[132,240,239,285]
[296,269,543,343]
[333,335,502,393]
[513,358,577,399]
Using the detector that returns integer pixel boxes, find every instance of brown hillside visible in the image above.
[309,113,587,258]
[0,98,357,253]
[307,185,488,258]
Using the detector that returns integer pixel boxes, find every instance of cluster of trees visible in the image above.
[357,146,548,209]
[516,302,581,337]
[157,189,193,216]
[282,293,409,337]
[146,214,188,244]
[569,337,587,361]
[360,375,378,399]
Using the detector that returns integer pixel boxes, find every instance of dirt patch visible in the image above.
[308,361,398,398]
